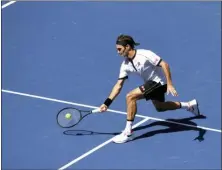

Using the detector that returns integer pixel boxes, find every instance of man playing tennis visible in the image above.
[99,34,201,143]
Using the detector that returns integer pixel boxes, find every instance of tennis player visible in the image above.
[99,34,201,143]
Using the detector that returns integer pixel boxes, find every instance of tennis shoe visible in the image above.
[112,130,133,143]
[187,99,200,116]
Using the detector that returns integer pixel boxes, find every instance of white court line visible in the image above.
[2,89,222,133]
[1,89,146,119]
[1,1,16,9]
[58,117,150,170]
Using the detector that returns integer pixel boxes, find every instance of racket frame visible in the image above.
[56,107,99,128]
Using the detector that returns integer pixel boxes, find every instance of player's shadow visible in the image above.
[63,115,207,142]
[132,115,207,142]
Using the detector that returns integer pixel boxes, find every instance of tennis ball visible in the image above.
[65,113,72,119]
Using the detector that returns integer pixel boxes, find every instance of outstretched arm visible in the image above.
[108,78,125,100]
[100,78,126,112]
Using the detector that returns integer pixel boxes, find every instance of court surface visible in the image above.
[1,2,221,169]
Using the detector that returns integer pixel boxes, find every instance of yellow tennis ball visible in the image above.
[65,113,72,119]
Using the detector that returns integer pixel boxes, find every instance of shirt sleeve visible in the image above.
[143,50,162,66]
[118,63,128,80]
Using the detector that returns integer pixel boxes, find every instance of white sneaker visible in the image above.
[187,99,200,116]
[112,130,133,144]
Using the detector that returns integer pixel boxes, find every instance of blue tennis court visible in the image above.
[1,2,221,169]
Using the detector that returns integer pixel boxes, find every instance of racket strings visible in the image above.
[57,108,81,128]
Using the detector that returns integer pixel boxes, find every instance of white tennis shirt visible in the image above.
[119,49,166,84]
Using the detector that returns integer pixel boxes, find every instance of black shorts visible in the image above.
[139,80,167,102]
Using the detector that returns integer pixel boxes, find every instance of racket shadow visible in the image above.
[63,130,120,136]
[132,115,207,142]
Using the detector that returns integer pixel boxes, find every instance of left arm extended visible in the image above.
[159,60,173,85]
[159,60,178,96]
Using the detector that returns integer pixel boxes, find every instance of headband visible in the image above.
[116,40,128,46]
[116,40,140,46]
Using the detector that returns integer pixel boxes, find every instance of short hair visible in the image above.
[116,34,140,48]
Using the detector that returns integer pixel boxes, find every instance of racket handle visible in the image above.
[91,108,101,113]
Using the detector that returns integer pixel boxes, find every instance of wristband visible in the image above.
[104,98,113,107]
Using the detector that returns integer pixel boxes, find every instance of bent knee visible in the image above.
[126,93,134,101]
[126,92,140,101]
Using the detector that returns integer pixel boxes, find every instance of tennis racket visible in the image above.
[56,107,100,128]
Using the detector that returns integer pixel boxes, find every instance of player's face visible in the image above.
[116,45,129,57]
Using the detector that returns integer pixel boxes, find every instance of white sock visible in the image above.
[180,102,189,109]
[125,121,133,133]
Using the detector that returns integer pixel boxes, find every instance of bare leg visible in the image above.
[126,87,144,121]
[152,100,181,112]
[112,88,145,143]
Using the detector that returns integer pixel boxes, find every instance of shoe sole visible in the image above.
[112,136,134,144]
